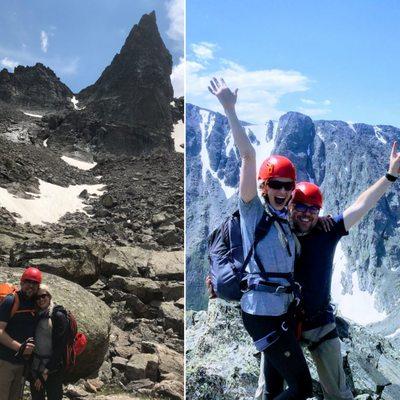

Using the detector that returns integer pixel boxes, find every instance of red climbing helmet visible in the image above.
[20,267,42,284]
[292,182,323,208]
[258,155,296,181]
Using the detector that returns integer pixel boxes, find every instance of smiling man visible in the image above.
[0,267,41,400]
[279,143,400,400]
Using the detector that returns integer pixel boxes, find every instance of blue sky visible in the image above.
[187,0,400,126]
[0,0,184,96]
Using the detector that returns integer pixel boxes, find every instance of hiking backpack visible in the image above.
[208,209,301,302]
[0,284,35,317]
[208,210,276,301]
[52,305,87,370]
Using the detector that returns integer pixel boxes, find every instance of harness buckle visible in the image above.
[275,285,287,294]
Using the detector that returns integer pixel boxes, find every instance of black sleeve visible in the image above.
[46,311,69,371]
[332,214,349,238]
[0,295,14,323]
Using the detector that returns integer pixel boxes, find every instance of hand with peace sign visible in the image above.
[208,77,238,111]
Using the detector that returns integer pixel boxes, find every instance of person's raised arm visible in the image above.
[343,142,400,230]
[209,78,257,203]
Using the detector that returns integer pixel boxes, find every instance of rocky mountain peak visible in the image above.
[78,11,174,134]
[273,111,316,182]
[0,62,73,111]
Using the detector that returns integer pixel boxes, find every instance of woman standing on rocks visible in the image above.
[209,78,313,400]
[30,284,69,400]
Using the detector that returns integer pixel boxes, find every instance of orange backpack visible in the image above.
[0,284,35,318]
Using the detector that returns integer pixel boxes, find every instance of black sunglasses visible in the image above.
[267,180,295,191]
[36,293,49,300]
[294,203,320,215]
[23,279,39,285]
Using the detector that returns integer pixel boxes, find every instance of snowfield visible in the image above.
[0,180,105,225]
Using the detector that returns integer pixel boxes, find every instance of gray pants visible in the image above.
[256,323,354,400]
[0,360,25,400]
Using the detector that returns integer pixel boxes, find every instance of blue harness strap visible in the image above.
[254,330,281,352]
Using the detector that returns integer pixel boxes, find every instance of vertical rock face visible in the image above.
[0,63,73,110]
[273,111,316,182]
[79,11,174,133]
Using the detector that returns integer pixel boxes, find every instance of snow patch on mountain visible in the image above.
[61,156,97,170]
[199,109,236,199]
[23,112,43,118]
[247,123,275,172]
[373,126,387,144]
[172,120,184,153]
[332,241,387,325]
[0,180,104,225]
[70,96,84,110]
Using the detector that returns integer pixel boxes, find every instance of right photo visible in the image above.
[185,1,400,400]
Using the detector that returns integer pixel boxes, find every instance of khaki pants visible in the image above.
[302,323,353,400]
[0,360,25,400]
[256,323,354,400]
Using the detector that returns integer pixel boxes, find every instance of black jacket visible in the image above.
[45,305,69,371]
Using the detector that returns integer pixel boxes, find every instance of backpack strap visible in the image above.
[10,292,19,319]
[10,291,35,318]
[239,211,275,278]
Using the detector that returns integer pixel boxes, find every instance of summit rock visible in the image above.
[78,11,174,150]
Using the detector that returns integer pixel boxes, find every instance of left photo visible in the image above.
[0,1,184,399]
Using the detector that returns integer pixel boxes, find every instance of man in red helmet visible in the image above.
[0,267,42,400]
[261,143,400,400]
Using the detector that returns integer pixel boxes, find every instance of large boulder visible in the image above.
[0,267,111,381]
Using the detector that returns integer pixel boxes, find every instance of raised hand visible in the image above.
[388,141,400,176]
[208,77,238,111]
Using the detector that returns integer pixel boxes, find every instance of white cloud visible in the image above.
[1,57,18,70]
[191,42,217,61]
[187,55,310,123]
[166,0,184,43]
[298,107,331,117]
[40,31,49,53]
[323,99,331,105]
[186,60,205,74]
[301,98,316,105]
[171,57,184,97]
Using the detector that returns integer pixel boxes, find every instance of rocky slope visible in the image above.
[186,103,400,398]
[0,11,183,400]
[187,300,400,400]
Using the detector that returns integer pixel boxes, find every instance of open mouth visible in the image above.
[274,196,286,205]
[299,216,311,223]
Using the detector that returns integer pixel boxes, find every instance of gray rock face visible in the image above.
[78,11,174,154]
[0,267,111,381]
[0,63,73,111]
